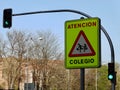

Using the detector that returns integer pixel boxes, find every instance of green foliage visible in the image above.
[85,64,120,90]
[97,65,111,90]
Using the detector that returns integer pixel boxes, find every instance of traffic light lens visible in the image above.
[5,21,9,25]
[108,74,113,80]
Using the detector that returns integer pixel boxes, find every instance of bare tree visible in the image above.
[7,30,27,59]
[47,60,68,90]
[0,36,6,59]
[3,30,28,89]
[29,30,63,60]
[2,30,63,89]
[29,31,63,90]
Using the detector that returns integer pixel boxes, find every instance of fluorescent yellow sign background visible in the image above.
[65,17,101,68]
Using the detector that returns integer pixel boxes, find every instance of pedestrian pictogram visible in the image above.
[69,30,95,57]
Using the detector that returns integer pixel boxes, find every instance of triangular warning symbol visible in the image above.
[69,30,95,57]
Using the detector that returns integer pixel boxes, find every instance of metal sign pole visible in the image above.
[80,17,85,90]
[11,9,115,90]
[80,68,85,90]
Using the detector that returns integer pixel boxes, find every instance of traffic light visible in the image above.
[3,8,12,28]
[108,63,114,81]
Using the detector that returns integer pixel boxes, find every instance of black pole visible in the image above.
[12,9,91,17]
[80,69,85,90]
[12,9,115,63]
[80,17,85,90]
[11,9,115,90]
[101,26,115,90]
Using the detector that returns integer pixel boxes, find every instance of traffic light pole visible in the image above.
[101,26,115,90]
[11,9,115,90]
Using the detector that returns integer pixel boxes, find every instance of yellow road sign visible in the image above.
[65,17,101,68]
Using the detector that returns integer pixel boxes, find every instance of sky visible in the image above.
[0,1,120,64]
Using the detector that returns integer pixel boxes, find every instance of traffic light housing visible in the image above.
[108,63,115,81]
[3,8,12,28]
